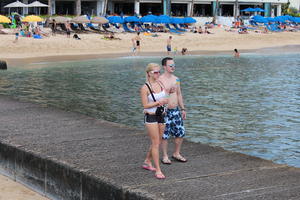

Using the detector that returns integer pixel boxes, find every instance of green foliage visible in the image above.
[281,2,290,15]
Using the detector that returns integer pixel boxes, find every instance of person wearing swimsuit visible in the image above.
[140,63,168,179]
[135,32,141,54]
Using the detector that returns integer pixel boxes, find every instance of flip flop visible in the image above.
[172,155,187,162]
[155,173,166,179]
[142,164,156,171]
[161,158,172,165]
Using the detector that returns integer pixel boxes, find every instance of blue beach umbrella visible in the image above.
[241,8,256,12]
[107,16,124,23]
[124,16,139,23]
[183,17,196,23]
[140,15,157,23]
[170,17,184,24]
[254,8,265,12]
[266,17,276,22]
[155,15,170,23]
[252,15,268,23]
[273,16,285,23]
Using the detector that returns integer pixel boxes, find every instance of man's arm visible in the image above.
[176,78,186,119]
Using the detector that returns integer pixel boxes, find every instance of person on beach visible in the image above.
[159,57,187,165]
[140,63,169,179]
[51,19,56,36]
[65,21,71,38]
[167,36,172,55]
[132,32,141,55]
[234,49,240,58]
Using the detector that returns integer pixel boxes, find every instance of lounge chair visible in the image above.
[165,24,184,35]
[173,24,187,32]
[122,23,135,32]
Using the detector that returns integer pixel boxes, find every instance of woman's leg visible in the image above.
[146,123,163,176]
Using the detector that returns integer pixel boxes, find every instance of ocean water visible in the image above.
[1,54,300,167]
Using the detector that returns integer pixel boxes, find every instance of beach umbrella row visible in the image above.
[22,15,43,22]
[121,15,196,24]
[252,15,300,23]
[241,7,265,12]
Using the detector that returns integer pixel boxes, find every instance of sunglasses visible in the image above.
[168,64,176,68]
[150,70,161,75]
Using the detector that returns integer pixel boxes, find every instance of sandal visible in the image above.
[172,155,187,162]
[161,157,172,165]
[142,163,156,172]
[155,172,166,179]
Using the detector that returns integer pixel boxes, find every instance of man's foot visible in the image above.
[161,157,172,165]
[172,154,187,162]
[155,172,166,179]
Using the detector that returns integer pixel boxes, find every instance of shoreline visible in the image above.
[4,44,300,67]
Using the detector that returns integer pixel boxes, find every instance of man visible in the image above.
[159,57,187,164]
[166,36,172,55]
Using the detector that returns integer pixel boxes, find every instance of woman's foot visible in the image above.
[155,172,166,179]
[142,161,156,171]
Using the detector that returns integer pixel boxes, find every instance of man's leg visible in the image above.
[161,139,169,160]
[173,137,183,157]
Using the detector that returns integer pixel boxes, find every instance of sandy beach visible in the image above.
[1,27,300,65]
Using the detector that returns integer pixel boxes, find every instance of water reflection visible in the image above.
[0,54,299,167]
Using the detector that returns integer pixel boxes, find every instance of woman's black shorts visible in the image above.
[144,114,165,124]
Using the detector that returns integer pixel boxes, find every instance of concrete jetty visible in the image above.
[0,95,300,200]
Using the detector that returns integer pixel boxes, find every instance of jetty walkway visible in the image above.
[0,95,299,200]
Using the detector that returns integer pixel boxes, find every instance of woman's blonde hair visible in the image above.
[145,63,160,81]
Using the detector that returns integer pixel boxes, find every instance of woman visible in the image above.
[140,63,168,179]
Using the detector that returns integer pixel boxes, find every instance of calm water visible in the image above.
[1,54,300,167]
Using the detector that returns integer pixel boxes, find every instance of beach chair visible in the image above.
[135,23,146,32]
[122,23,135,32]
[165,24,184,35]
[173,24,187,32]
[87,24,105,33]
[102,24,114,33]
[70,23,82,33]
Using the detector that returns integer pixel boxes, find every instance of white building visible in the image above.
[0,0,289,17]
[289,0,300,11]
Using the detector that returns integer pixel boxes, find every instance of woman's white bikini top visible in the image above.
[144,84,166,114]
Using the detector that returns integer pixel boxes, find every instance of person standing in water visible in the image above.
[234,49,240,58]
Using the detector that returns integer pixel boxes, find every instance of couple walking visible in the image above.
[140,57,187,179]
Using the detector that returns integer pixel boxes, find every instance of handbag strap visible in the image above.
[145,83,157,102]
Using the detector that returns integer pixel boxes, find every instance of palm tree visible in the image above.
[76,0,81,16]
[48,0,51,15]
[212,0,219,24]
[234,0,238,20]
[103,0,108,15]
[190,0,194,16]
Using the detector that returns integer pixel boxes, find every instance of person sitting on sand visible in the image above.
[204,27,212,34]
[103,33,121,40]
[238,27,248,34]
[73,33,81,40]
[198,26,203,34]
[181,48,187,55]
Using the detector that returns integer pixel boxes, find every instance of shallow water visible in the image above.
[1,54,300,167]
